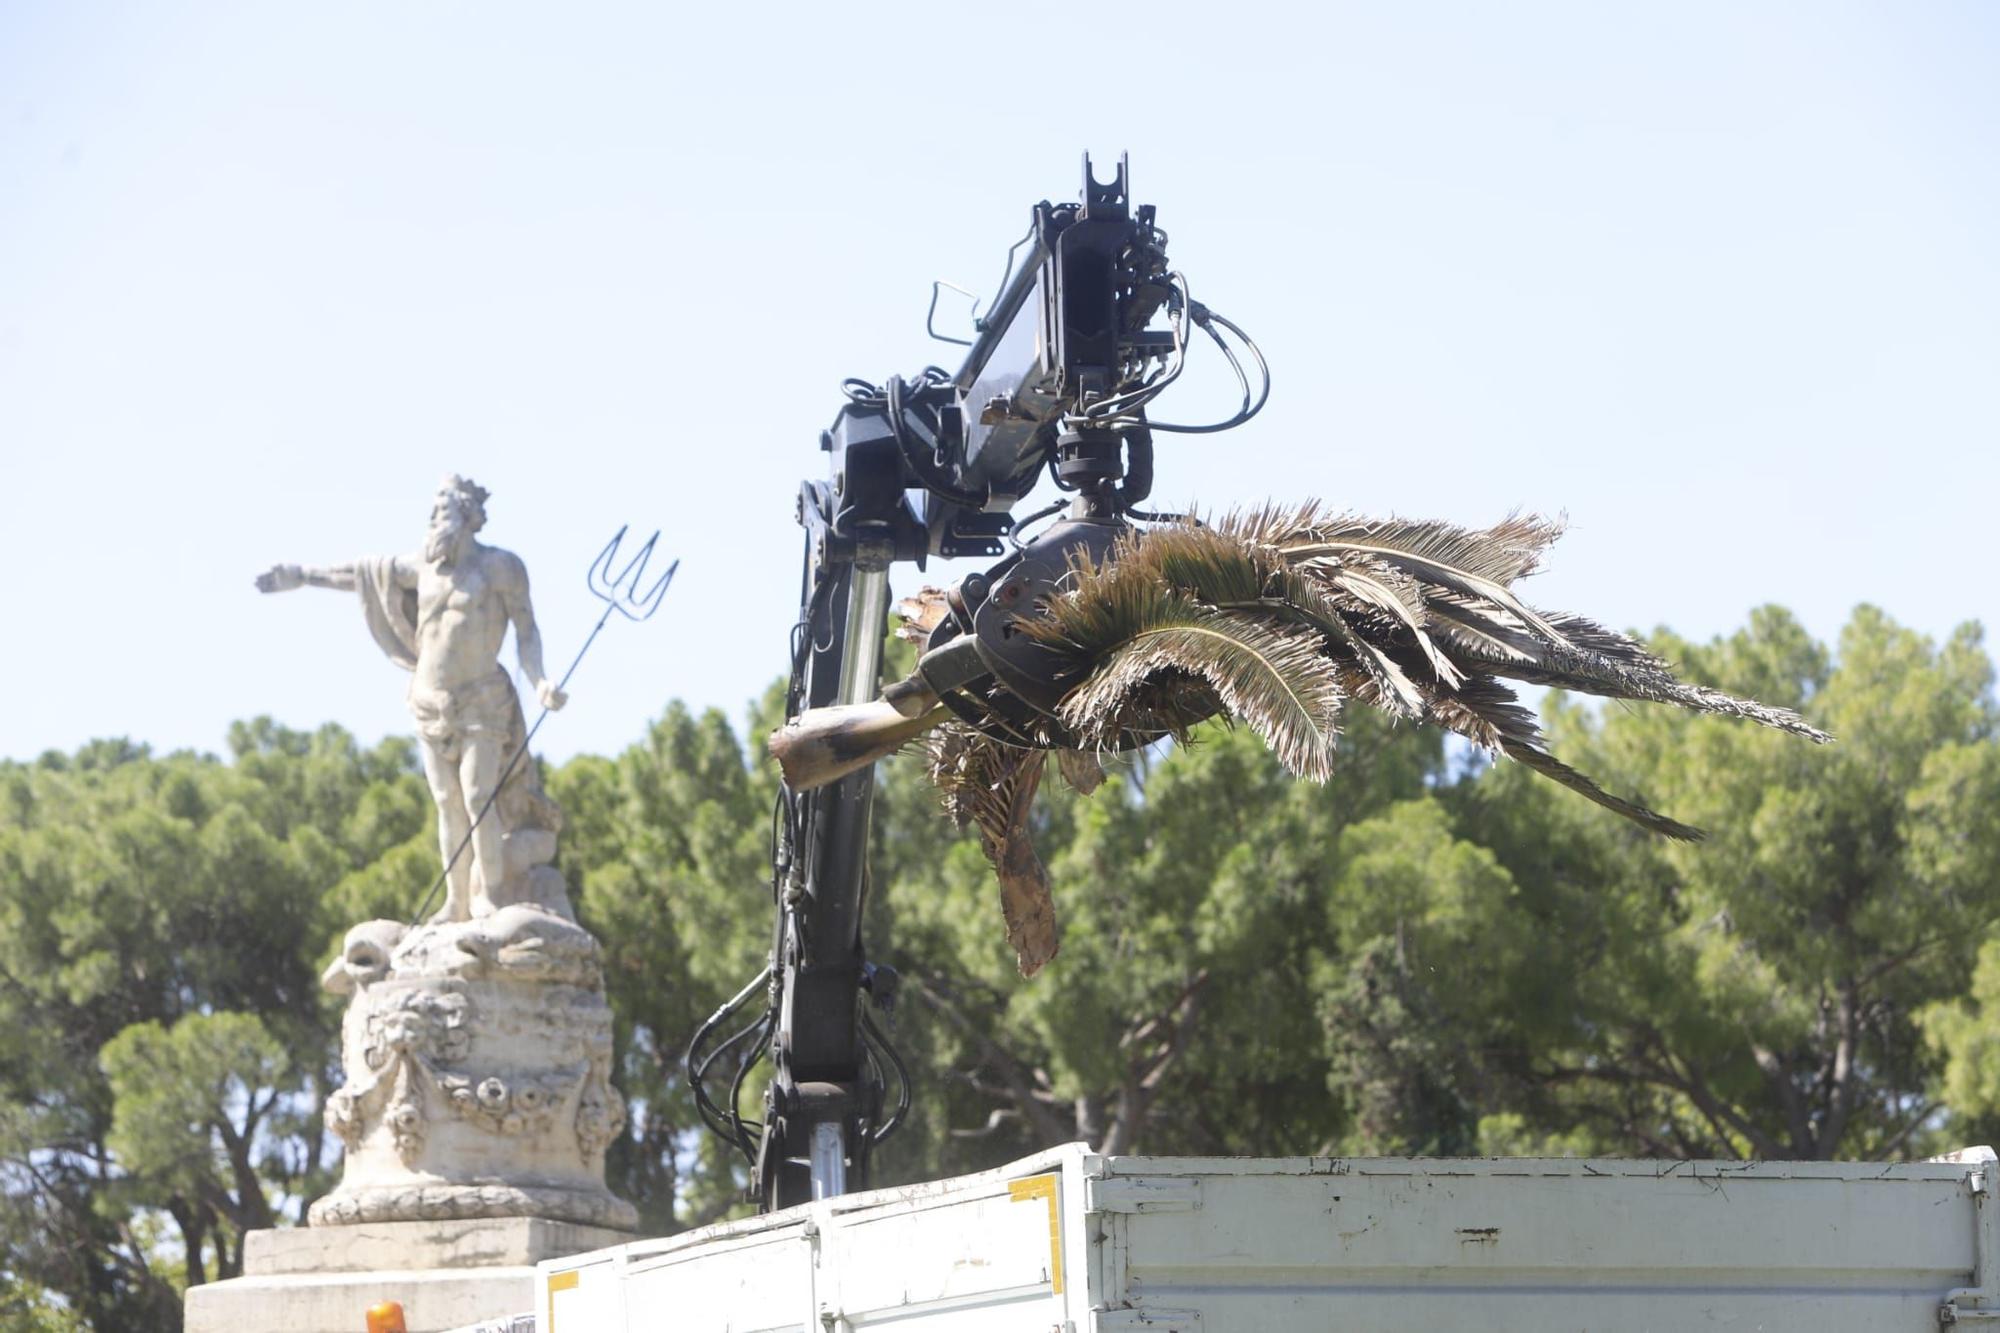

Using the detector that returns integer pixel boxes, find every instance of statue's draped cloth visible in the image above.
[356,554,420,672]
[349,554,559,834]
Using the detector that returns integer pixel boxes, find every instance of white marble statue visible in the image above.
[247,476,633,1235]
[257,474,570,923]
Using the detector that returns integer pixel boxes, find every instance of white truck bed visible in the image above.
[537,1144,2000,1330]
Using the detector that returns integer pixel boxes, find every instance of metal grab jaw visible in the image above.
[687,155,1268,1212]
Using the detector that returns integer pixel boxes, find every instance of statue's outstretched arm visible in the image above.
[256,562,359,593]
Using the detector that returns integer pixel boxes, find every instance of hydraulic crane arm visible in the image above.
[687,155,1269,1211]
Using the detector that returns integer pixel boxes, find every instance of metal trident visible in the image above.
[410,526,678,923]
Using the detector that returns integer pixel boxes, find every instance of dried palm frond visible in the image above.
[1424,674,1704,839]
[1027,571,1346,781]
[1265,506,1572,642]
[1021,504,1829,839]
[779,498,1831,970]
[1055,747,1106,795]
[928,723,1059,975]
[896,587,952,643]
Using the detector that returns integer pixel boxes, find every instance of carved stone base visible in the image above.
[314,905,635,1231]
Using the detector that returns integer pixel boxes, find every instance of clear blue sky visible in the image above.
[2,2,1995,763]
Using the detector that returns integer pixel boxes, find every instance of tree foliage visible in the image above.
[0,723,428,1329]
[5,605,1999,1330]
[1432,606,2000,1159]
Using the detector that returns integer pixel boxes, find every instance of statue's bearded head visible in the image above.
[425,474,490,564]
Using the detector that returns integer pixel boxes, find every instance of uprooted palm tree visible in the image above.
[771,502,1830,975]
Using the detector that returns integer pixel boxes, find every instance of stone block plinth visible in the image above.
[184,1217,632,1333]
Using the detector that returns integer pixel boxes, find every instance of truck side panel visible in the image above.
[1092,1155,1987,1331]
[538,1147,1998,1331]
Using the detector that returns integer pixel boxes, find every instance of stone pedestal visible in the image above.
[310,906,637,1231]
[184,1217,631,1333]
[188,906,640,1331]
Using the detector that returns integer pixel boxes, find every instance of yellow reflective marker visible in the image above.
[545,1268,580,1333]
[1008,1172,1064,1294]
